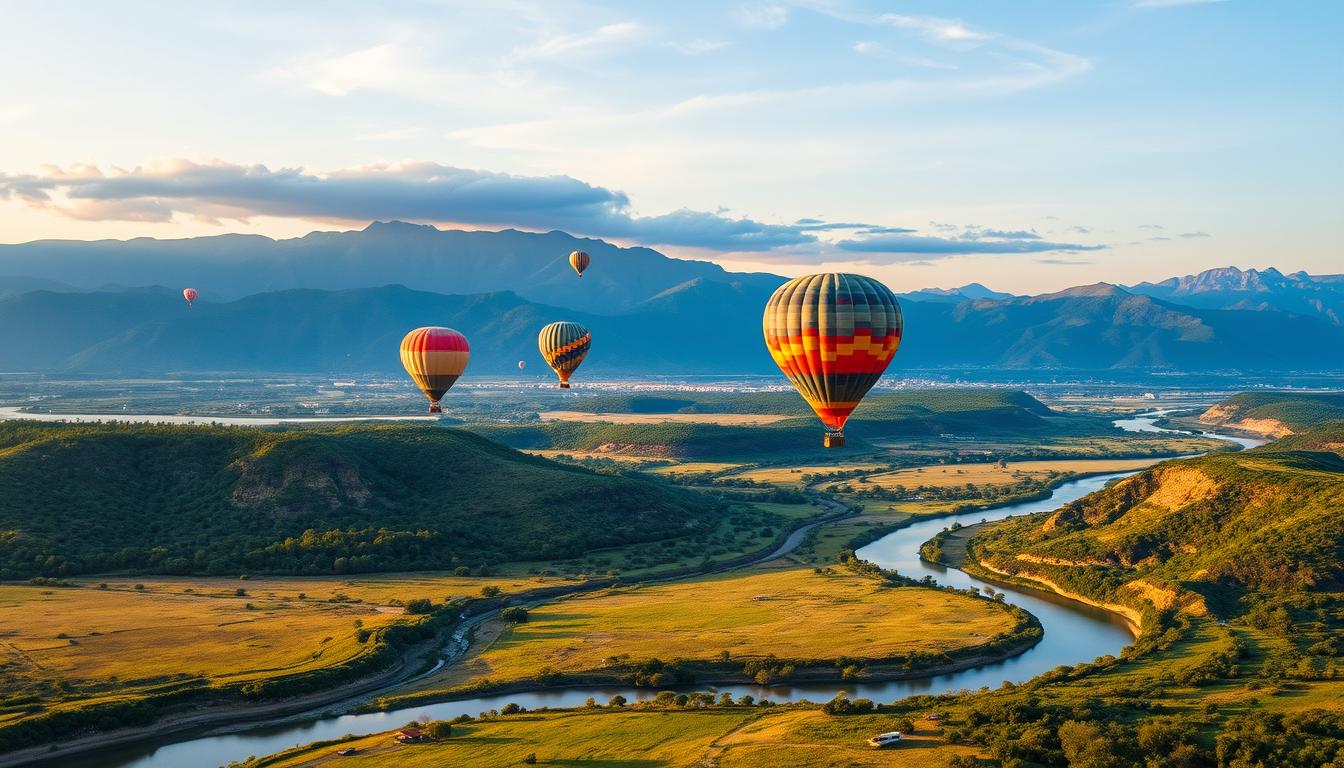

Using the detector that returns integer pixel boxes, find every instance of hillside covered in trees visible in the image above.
[973,421,1344,620]
[0,422,722,578]
[1200,391,1344,436]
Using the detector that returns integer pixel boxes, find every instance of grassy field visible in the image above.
[0,582,401,721]
[0,571,564,734]
[250,708,761,768]
[643,460,748,476]
[397,566,1019,698]
[539,410,794,425]
[83,572,548,606]
[848,457,1161,491]
[248,707,976,768]
[728,462,889,487]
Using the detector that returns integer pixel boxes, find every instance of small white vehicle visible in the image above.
[866,732,902,748]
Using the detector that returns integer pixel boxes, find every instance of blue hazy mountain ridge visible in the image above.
[1,226,1343,371]
[2,280,1344,373]
[0,221,786,315]
[1126,266,1344,326]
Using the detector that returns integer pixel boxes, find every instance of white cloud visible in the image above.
[852,41,957,70]
[511,21,647,61]
[668,38,729,56]
[737,4,789,30]
[877,14,991,45]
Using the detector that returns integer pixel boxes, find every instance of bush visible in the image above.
[404,598,434,615]
[500,606,529,623]
[425,720,452,739]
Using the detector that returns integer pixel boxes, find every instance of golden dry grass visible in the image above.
[255,707,977,768]
[411,567,1015,694]
[0,583,398,690]
[716,709,981,768]
[87,572,547,605]
[258,708,757,768]
[852,457,1162,491]
[729,462,889,487]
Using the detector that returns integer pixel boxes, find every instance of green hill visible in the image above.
[479,390,1105,459]
[972,423,1344,616]
[1200,391,1344,436]
[0,422,721,579]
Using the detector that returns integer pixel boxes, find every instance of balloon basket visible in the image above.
[559,382,571,389]
[429,403,442,414]
[823,430,845,449]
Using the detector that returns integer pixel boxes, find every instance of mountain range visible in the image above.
[0,224,1342,373]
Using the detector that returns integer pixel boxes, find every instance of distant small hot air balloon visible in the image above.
[569,250,590,278]
[399,327,470,413]
[182,288,198,307]
[763,273,902,448]
[518,360,526,370]
[538,321,590,389]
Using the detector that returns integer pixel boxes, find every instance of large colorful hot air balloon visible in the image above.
[569,250,590,278]
[762,273,902,448]
[538,321,590,389]
[182,288,198,307]
[399,327,470,413]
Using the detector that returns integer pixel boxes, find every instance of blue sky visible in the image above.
[0,0,1338,293]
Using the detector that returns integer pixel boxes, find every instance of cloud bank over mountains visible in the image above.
[0,159,1102,261]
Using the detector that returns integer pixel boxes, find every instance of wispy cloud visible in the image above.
[835,232,1104,259]
[877,14,991,45]
[512,21,646,60]
[1179,231,1211,238]
[852,41,956,70]
[1037,257,1095,265]
[667,38,729,55]
[737,4,789,30]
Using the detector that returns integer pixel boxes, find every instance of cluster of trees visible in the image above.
[0,422,725,578]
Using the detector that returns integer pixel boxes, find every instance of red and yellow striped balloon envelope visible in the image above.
[400,327,470,413]
[762,273,902,448]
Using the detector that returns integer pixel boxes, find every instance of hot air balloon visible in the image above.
[182,288,198,307]
[762,273,902,448]
[518,360,526,370]
[538,321,590,389]
[399,327,470,413]
[569,250,590,278]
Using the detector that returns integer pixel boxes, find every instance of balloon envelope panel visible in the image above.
[569,250,590,277]
[539,321,591,384]
[400,327,470,407]
[762,273,902,431]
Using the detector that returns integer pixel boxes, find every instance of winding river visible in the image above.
[61,413,1261,768]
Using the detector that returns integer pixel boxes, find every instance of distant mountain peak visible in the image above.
[361,220,442,235]
[1041,282,1127,299]
[902,282,1014,303]
[1124,265,1344,326]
